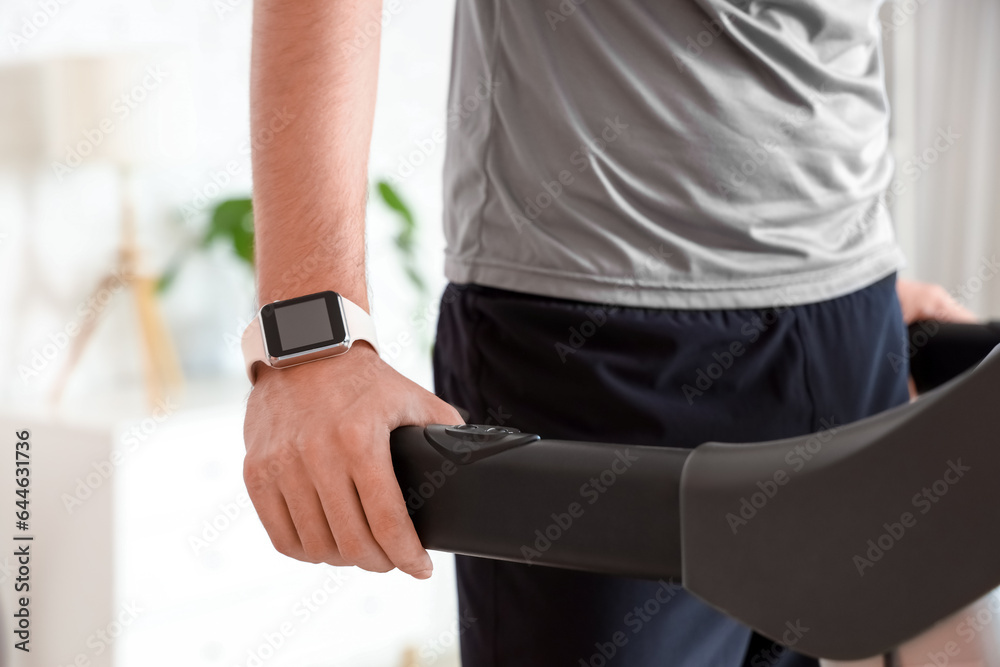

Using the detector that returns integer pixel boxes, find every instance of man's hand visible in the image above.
[896,278,977,325]
[243,344,464,579]
[896,278,978,399]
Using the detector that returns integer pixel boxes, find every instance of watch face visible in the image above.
[260,292,348,359]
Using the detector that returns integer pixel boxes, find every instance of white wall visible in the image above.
[883,0,1000,319]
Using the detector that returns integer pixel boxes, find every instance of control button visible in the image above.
[484,426,521,434]
[424,424,540,464]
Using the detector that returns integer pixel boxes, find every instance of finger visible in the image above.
[354,443,434,579]
[277,479,349,566]
[351,389,463,578]
[246,479,308,562]
[936,300,978,324]
[313,471,395,573]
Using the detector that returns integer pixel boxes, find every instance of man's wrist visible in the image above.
[256,273,369,312]
[252,340,379,385]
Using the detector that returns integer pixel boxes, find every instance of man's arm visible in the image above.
[251,0,373,307]
[244,0,462,580]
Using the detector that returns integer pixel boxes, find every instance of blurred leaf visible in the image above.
[376,180,415,229]
[155,263,180,293]
[204,198,254,266]
[404,265,426,292]
[375,180,426,294]
[158,197,255,293]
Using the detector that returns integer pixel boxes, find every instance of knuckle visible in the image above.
[323,430,366,468]
[336,423,373,455]
[335,534,368,563]
[243,459,273,494]
[332,417,366,441]
[369,510,410,541]
[351,459,383,486]
[269,535,301,559]
[337,534,385,571]
[930,285,950,304]
[288,436,310,455]
[299,538,335,564]
[321,493,356,523]
[365,561,394,574]
[282,491,306,516]
[299,442,328,471]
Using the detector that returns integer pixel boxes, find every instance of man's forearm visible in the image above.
[250,0,382,309]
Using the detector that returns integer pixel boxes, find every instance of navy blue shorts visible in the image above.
[432,273,910,667]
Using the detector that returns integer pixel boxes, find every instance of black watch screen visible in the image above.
[260,291,347,358]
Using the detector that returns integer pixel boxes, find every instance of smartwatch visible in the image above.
[241,291,380,384]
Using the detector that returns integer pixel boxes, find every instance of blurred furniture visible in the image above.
[0,56,184,410]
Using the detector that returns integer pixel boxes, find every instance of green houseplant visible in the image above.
[158,180,433,353]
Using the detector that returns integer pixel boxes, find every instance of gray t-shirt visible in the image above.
[441,0,904,309]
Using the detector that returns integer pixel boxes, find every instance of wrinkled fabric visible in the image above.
[443,0,903,309]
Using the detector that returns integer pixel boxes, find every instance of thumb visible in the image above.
[400,390,465,428]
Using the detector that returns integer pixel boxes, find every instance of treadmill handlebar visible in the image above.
[390,423,689,579]
[390,324,1000,660]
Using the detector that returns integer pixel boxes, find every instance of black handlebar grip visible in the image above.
[908,320,1000,393]
[390,423,689,579]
